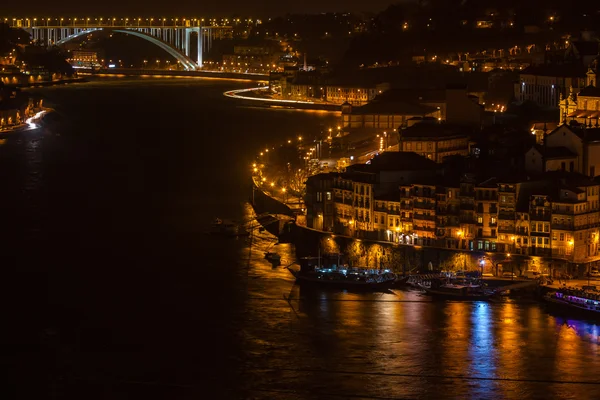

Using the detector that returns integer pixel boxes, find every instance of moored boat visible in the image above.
[419,278,493,300]
[287,253,397,291]
[543,288,600,320]
[264,251,282,263]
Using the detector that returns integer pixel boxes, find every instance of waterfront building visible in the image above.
[373,190,402,243]
[304,172,338,231]
[474,178,499,252]
[411,181,437,246]
[398,122,471,163]
[0,83,42,129]
[340,100,438,132]
[325,82,390,106]
[279,71,325,102]
[304,155,600,275]
[436,180,461,249]
[222,44,283,74]
[328,152,439,238]
[67,51,100,69]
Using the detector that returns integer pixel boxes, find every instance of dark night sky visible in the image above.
[2,0,401,18]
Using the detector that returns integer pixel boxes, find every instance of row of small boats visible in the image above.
[288,262,600,319]
[214,217,600,320]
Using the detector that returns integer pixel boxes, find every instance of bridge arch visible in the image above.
[56,28,198,71]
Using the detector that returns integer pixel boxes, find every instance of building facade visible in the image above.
[305,166,600,276]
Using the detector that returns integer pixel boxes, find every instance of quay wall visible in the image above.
[291,224,501,273]
[250,179,293,217]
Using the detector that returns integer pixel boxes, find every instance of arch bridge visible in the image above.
[4,18,233,70]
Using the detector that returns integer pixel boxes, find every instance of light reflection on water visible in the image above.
[241,208,600,399]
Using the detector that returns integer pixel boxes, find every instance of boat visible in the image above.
[543,288,600,320]
[287,253,397,291]
[264,251,281,263]
[419,277,494,300]
[392,276,411,287]
[210,218,248,237]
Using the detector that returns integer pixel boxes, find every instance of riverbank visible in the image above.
[224,87,341,112]
[21,77,87,88]
[79,68,268,82]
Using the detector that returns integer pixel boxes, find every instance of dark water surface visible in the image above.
[6,78,600,399]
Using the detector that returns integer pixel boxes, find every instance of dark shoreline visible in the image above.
[79,68,268,82]
[18,77,88,89]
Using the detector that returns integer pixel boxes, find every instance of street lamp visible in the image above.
[507,253,513,280]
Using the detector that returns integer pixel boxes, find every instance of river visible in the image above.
[6,77,600,399]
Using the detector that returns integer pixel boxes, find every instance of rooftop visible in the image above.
[399,122,472,139]
[531,144,578,159]
[350,100,437,116]
[520,63,588,78]
[578,85,600,98]
[347,151,439,173]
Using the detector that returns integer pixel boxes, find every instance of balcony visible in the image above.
[498,210,515,220]
[388,208,400,216]
[515,228,529,235]
[530,212,552,221]
[446,207,460,215]
[551,223,574,231]
[531,231,550,237]
[413,191,436,199]
[414,225,436,232]
[530,247,553,257]
[414,213,436,221]
[476,232,498,239]
[489,208,498,214]
[446,219,460,227]
[459,216,477,224]
[476,193,498,201]
[413,201,436,210]
[400,203,412,210]
[498,226,515,234]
